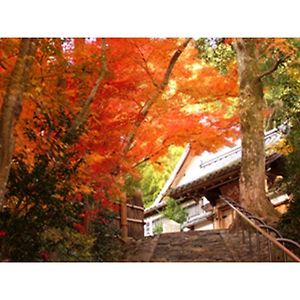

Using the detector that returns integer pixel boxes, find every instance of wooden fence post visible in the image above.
[120,201,128,241]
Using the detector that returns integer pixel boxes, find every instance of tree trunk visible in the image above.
[235,38,279,223]
[0,38,37,210]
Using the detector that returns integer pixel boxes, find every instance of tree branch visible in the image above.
[133,43,159,88]
[259,53,292,79]
[132,138,169,168]
[0,53,19,71]
[123,38,192,155]
[67,38,108,137]
[0,61,7,70]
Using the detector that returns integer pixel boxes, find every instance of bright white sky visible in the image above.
[0,1,298,299]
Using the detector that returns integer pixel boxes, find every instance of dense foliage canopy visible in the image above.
[0,37,300,260]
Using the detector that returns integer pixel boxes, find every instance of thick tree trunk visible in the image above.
[0,39,37,210]
[235,38,279,223]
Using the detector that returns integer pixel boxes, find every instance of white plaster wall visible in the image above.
[194,221,214,231]
[163,219,181,233]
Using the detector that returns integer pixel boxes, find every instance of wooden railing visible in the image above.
[220,196,300,262]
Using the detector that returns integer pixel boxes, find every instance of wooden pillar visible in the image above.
[120,201,128,241]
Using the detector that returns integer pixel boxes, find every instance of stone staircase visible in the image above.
[120,229,280,262]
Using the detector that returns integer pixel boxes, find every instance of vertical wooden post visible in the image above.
[120,201,128,241]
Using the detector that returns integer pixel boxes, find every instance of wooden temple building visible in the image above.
[144,126,290,236]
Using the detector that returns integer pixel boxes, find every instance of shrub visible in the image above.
[0,108,119,261]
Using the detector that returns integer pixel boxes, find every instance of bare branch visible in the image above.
[259,53,293,79]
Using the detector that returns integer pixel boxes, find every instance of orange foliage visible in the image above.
[1,38,242,209]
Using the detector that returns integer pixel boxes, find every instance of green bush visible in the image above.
[0,108,119,262]
[163,198,187,224]
[278,119,300,244]
[153,223,163,235]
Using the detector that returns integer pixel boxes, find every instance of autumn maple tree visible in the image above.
[0,37,240,259]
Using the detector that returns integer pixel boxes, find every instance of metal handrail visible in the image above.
[259,225,283,238]
[247,215,267,226]
[277,238,300,249]
[220,195,300,262]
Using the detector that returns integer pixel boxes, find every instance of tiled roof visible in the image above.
[170,127,284,197]
[169,152,281,198]
[145,125,287,216]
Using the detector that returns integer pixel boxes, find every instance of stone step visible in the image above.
[120,229,288,262]
[150,230,234,262]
